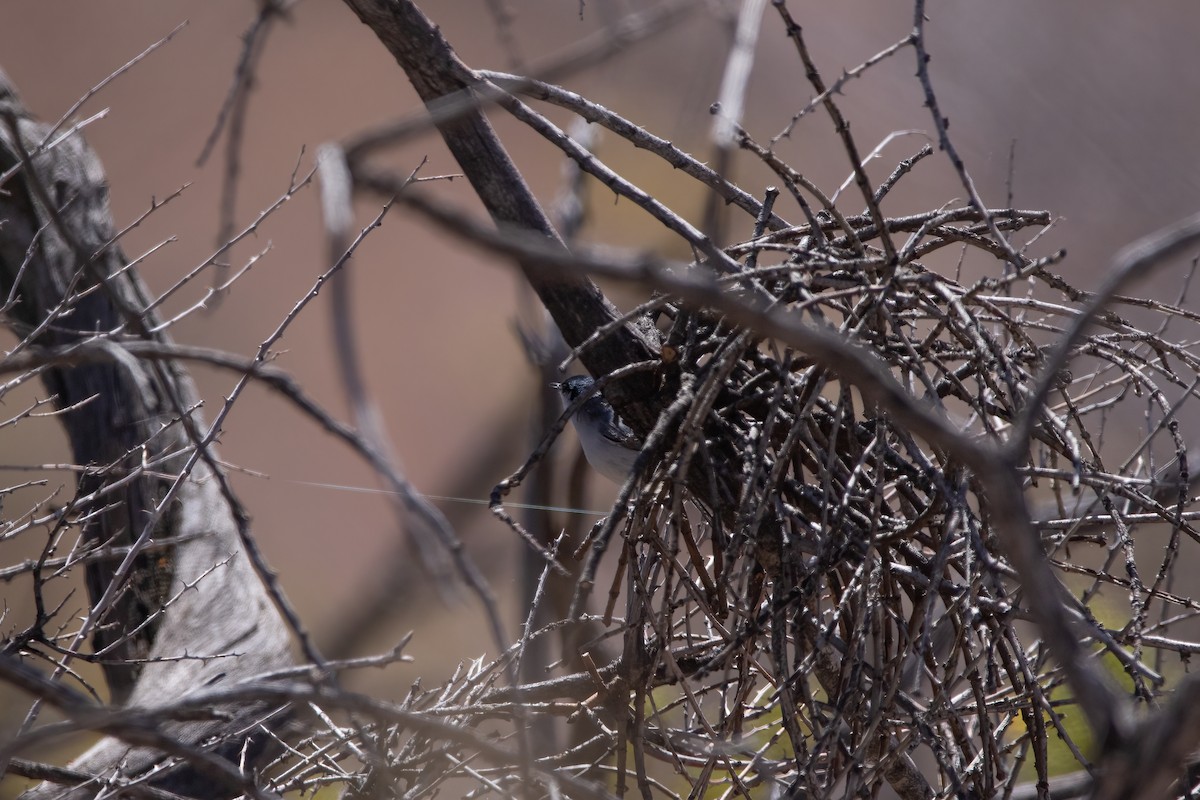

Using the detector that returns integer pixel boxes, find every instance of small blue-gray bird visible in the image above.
[551,375,643,483]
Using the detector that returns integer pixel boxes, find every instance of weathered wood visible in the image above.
[0,70,294,799]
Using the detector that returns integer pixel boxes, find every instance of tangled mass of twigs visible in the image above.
[419,115,1200,800]
[485,206,1200,796]
[365,166,1200,797]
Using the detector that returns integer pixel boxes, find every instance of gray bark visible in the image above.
[0,71,294,799]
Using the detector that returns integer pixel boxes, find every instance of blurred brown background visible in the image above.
[1,0,1199,761]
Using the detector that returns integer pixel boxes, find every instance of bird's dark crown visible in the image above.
[553,374,596,402]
